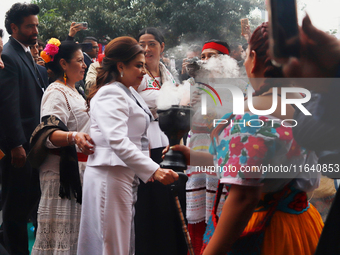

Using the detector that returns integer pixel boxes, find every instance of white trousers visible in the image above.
[77,165,139,255]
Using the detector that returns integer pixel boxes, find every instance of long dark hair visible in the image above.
[211,22,283,141]
[86,36,144,109]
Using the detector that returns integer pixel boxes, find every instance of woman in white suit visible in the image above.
[77,37,178,255]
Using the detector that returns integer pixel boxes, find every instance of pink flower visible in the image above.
[276,126,293,141]
[229,136,243,156]
[259,116,268,122]
[244,136,267,159]
[218,157,223,166]
[223,128,230,138]
[223,157,241,178]
[45,44,59,57]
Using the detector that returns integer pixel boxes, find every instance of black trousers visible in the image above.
[135,147,188,255]
[1,144,40,255]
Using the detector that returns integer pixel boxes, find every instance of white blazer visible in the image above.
[87,81,159,183]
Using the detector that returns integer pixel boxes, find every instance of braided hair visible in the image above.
[211,22,283,141]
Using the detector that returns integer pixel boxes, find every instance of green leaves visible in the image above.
[33,0,264,47]
[231,124,241,135]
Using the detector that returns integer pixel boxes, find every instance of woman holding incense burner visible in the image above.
[77,36,178,255]
[169,22,323,255]
[134,27,187,255]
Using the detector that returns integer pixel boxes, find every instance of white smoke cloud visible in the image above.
[157,51,244,110]
[157,81,189,110]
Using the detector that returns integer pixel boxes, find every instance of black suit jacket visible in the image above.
[37,64,49,89]
[0,37,47,151]
[83,52,93,82]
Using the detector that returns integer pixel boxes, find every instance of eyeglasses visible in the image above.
[92,46,99,49]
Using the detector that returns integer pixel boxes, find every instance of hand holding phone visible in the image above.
[241,18,249,36]
[69,22,86,37]
[268,0,300,59]
[280,15,340,80]
[77,22,88,30]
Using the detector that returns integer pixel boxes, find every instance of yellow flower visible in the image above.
[40,51,52,63]
[47,38,61,47]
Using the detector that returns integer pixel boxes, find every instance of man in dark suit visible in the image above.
[29,42,49,87]
[82,37,99,80]
[83,37,99,67]
[0,3,48,254]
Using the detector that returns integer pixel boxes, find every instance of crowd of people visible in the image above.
[0,2,340,255]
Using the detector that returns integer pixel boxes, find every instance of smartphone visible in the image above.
[77,22,88,30]
[268,0,300,58]
[240,18,249,35]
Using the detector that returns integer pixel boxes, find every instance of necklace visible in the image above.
[57,79,78,93]
[145,67,161,88]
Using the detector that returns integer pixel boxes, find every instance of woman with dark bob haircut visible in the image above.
[30,39,94,254]
[77,36,178,255]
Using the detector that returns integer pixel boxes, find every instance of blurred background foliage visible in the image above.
[33,0,265,48]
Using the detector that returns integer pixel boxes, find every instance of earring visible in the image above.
[120,71,124,78]
[63,73,67,85]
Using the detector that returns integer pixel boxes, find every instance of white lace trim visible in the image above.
[32,221,79,253]
[32,170,82,254]
[46,83,83,101]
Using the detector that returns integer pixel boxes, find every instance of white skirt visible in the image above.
[32,154,86,255]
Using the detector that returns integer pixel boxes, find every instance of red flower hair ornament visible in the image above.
[40,38,61,63]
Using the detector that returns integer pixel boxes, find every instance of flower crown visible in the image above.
[40,38,61,63]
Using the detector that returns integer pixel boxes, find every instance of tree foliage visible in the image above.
[33,0,265,48]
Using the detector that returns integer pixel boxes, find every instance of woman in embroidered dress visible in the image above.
[134,27,187,255]
[169,22,324,255]
[184,40,243,255]
[30,39,94,255]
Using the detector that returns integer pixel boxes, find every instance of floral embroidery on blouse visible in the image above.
[210,113,307,185]
[145,78,161,90]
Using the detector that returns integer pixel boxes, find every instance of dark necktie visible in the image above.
[25,51,44,89]
[25,51,35,66]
